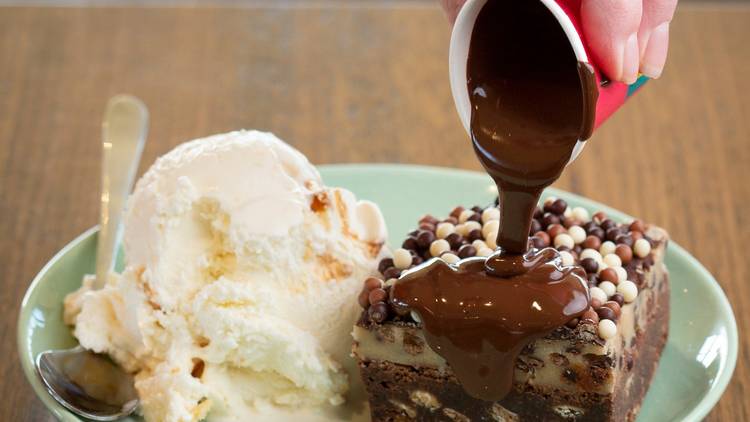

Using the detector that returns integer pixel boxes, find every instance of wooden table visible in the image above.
[1,3,748,421]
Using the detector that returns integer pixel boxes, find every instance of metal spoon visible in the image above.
[37,95,148,420]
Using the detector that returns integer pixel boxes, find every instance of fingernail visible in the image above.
[621,33,640,84]
[640,23,670,79]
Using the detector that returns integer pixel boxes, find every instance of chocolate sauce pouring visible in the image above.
[392,0,598,401]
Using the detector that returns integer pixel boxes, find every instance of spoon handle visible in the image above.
[94,95,148,290]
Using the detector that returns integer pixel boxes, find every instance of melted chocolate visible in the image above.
[392,0,597,401]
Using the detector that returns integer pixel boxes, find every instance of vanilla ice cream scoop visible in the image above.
[64,130,387,422]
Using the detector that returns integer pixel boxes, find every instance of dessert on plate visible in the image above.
[353,199,669,421]
[64,130,387,422]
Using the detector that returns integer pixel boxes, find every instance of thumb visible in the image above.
[581,0,643,84]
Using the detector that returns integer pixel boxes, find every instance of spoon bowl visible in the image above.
[37,347,138,421]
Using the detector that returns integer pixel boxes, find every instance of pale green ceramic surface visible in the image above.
[18,164,737,422]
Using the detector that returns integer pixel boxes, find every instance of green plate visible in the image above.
[18,164,737,422]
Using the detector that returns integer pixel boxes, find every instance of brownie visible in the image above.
[352,201,669,421]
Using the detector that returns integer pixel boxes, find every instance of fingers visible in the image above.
[581,0,643,84]
[441,0,467,25]
[638,0,678,78]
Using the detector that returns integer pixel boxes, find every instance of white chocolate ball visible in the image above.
[544,196,557,206]
[589,286,608,303]
[598,281,617,298]
[485,232,498,249]
[436,222,455,239]
[580,248,603,264]
[563,207,573,218]
[615,267,628,283]
[478,247,494,257]
[603,253,622,268]
[455,223,469,237]
[393,248,413,270]
[472,239,488,250]
[481,207,500,223]
[464,220,482,233]
[568,226,586,244]
[598,319,617,340]
[559,250,574,267]
[429,239,450,257]
[599,241,616,257]
[482,220,500,238]
[442,253,460,264]
[554,233,575,249]
[459,209,475,224]
[634,238,652,258]
[572,207,590,222]
[617,280,638,303]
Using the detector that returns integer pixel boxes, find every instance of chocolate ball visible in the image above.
[566,318,580,329]
[383,267,401,280]
[533,206,543,219]
[377,259,394,275]
[583,235,602,251]
[590,298,603,310]
[533,231,551,248]
[419,222,436,232]
[468,229,483,242]
[547,224,566,239]
[596,306,617,321]
[629,219,646,233]
[419,214,438,225]
[443,216,459,225]
[445,233,464,249]
[449,206,465,218]
[458,244,477,259]
[610,293,625,307]
[549,198,568,215]
[368,288,388,305]
[606,227,621,242]
[358,289,370,308]
[581,308,599,324]
[541,213,560,228]
[599,268,618,284]
[581,257,598,274]
[402,237,418,251]
[416,230,436,249]
[601,219,617,231]
[615,244,633,265]
[602,301,622,318]
[368,302,389,323]
[592,211,607,223]
[615,234,634,247]
[364,277,383,290]
[530,219,542,235]
[588,227,605,241]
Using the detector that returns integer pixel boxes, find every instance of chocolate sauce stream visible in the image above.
[392,0,597,401]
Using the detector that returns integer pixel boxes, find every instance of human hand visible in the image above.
[441,0,677,83]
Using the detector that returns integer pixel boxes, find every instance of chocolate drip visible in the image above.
[392,0,597,401]
[392,251,588,400]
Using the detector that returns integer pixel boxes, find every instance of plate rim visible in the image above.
[18,163,738,422]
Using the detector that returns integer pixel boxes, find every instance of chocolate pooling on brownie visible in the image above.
[391,0,599,401]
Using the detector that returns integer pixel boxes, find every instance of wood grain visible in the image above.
[0,4,748,421]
